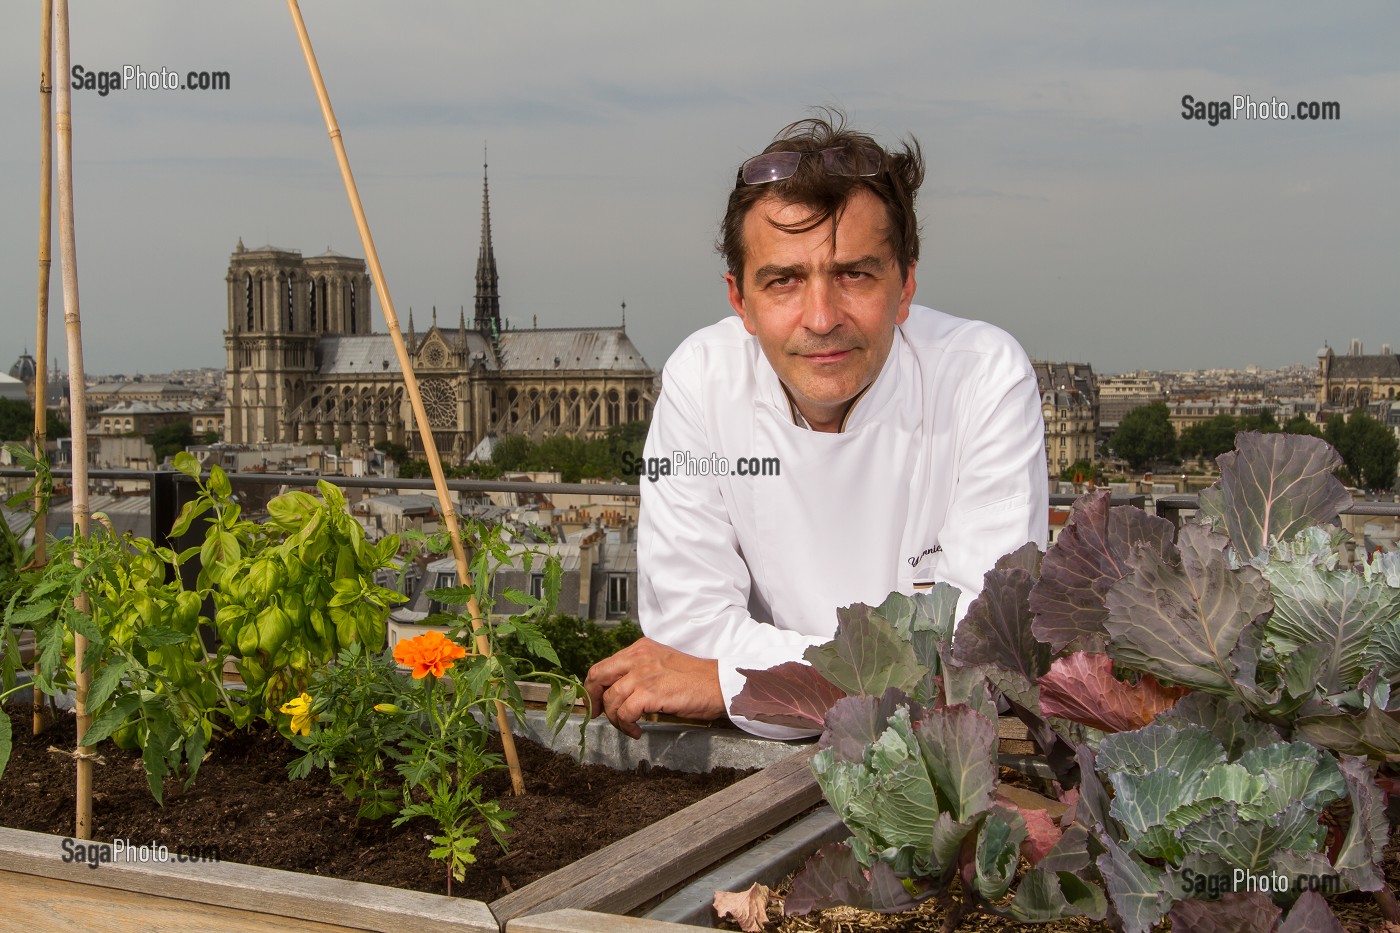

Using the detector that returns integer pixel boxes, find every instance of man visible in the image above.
[585,115,1047,739]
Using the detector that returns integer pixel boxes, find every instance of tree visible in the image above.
[1058,459,1102,484]
[491,434,531,471]
[1325,410,1399,491]
[1109,402,1177,471]
[1283,414,1322,438]
[150,421,195,460]
[1179,414,1239,461]
[1238,408,1279,434]
[0,398,68,442]
[379,440,409,464]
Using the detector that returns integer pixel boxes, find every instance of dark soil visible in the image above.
[0,706,749,902]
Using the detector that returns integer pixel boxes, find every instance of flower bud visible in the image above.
[373,703,403,714]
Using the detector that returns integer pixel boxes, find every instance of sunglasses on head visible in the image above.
[739,145,883,186]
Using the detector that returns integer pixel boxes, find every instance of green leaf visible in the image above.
[424,584,474,607]
[1179,801,1324,872]
[86,658,132,712]
[545,682,580,736]
[1104,523,1274,697]
[209,466,231,500]
[1097,723,1226,777]
[1297,704,1400,760]
[81,693,142,746]
[502,588,539,608]
[1197,431,1351,564]
[974,807,1027,900]
[142,732,172,805]
[0,712,11,781]
[1004,864,1106,922]
[507,620,560,667]
[1262,557,1400,693]
[1095,837,1171,933]
[812,706,939,876]
[1155,693,1283,760]
[172,451,201,480]
[804,603,924,698]
[817,691,908,764]
[914,704,997,821]
[316,479,346,512]
[138,627,193,648]
[1108,766,1202,844]
[170,497,211,538]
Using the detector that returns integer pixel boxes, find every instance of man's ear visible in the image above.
[726,272,758,336]
[895,260,917,325]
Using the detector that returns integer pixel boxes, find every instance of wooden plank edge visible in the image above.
[0,826,497,933]
[507,908,696,932]
[490,746,820,922]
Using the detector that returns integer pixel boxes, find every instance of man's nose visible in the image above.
[800,278,841,334]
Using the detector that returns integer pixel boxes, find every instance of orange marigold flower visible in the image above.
[393,630,468,679]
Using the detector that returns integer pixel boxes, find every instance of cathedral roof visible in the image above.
[497,327,650,372]
[319,336,403,375]
[1328,355,1400,380]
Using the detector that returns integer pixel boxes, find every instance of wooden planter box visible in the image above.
[0,720,821,933]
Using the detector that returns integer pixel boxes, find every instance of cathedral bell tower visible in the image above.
[223,241,369,444]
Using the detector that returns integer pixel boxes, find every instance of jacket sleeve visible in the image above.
[638,347,826,739]
[936,335,1050,625]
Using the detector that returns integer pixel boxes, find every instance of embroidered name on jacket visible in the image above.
[907,544,943,568]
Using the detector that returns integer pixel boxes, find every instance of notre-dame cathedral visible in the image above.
[222,168,656,461]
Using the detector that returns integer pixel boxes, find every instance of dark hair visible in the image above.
[718,111,924,291]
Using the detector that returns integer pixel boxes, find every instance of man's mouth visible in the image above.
[800,348,853,363]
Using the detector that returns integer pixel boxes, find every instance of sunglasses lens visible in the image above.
[821,145,881,176]
[741,151,802,185]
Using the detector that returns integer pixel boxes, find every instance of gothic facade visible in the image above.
[1316,342,1400,411]
[223,170,656,460]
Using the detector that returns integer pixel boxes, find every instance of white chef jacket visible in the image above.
[638,305,1048,737]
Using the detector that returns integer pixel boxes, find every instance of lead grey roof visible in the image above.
[318,332,501,375]
[497,328,650,372]
[319,336,403,375]
[1329,355,1400,380]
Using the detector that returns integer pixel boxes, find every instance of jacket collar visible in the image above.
[758,326,910,433]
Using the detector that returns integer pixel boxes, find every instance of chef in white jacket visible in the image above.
[585,114,1047,739]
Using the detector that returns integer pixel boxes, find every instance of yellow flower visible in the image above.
[373,703,402,714]
[280,692,314,736]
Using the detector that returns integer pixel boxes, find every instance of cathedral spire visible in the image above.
[474,153,502,336]
[407,308,416,352]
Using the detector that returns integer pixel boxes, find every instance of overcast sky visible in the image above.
[2,2,1397,379]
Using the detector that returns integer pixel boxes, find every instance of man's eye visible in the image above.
[839,270,868,281]
[767,276,794,288]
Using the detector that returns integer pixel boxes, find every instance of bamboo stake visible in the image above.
[32,0,54,736]
[284,0,526,795]
[53,0,95,838]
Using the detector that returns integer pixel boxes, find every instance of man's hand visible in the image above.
[583,637,726,739]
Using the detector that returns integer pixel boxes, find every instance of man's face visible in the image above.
[726,188,916,432]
